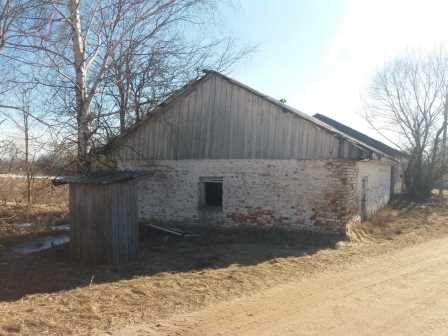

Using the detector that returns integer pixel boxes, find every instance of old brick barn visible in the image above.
[102,71,405,235]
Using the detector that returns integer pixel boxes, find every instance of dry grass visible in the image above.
[350,198,448,243]
[0,204,68,253]
[0,176,67,258]
[0,201,447,335]
[0,176,68,206]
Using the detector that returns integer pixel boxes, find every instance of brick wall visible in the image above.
[357,160,392,219]
[118,159,363,235]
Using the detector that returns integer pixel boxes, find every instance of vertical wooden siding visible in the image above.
[69,181,138,264]
[112,74,363,161]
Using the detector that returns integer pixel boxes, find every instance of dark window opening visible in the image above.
[199,177,223,210]
[204,182,223,207]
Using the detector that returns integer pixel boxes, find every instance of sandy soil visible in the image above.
[115,235,448,336]
[0,202,447,335]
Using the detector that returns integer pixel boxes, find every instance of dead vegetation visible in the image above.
[0,176,68,206]
[0,204,67,257]
[0,176,68,256]
[0,201,447,335]
[349,198,448,243]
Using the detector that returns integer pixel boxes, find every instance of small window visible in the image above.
[199,177,223,209]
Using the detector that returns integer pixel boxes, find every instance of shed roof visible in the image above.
[53,171,145,185]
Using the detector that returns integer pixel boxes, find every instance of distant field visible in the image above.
[0,175,68,206]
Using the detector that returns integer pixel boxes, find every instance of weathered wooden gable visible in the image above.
[109,73,366,161]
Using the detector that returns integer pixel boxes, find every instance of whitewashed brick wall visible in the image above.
[118,159,365,234]
[357,160,392,218]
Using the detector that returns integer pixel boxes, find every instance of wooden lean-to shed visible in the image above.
[54,172,140,264]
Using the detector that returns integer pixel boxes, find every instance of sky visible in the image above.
[222,0,448,144]
[3,0,448,151]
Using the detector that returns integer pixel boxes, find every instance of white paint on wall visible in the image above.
[118,159,362,234]
[356,160,392,219]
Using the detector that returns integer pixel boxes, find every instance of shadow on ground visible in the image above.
[0,226,341,302]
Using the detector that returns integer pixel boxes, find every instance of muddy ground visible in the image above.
[0,204,67,256]
[0,200,447,335]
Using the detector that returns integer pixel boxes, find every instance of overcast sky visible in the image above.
[223,0,448,143]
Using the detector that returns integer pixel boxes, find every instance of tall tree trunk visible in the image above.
[439,94,448,199]
[119,107,126,133]
[406,147,430,201]
[118,85,127,134]
[23,106,31,208]
[415,150,424,198]
[69,0,90,173]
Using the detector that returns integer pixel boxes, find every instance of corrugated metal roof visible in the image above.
[314,114,404,158]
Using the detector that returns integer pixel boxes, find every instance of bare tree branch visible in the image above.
[364,50,448,199]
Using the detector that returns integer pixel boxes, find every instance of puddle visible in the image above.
[13,234,70,254]
[15,223,71,232]
[16,223,34,229]
[51,224,71,232]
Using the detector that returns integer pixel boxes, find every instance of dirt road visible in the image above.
[116,236,448,336]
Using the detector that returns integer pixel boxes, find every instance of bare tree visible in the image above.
[105,36,251,134]
[0,0,29,48]
[364,51,448,200]
[0,0,24,102]
[0,138,18,173]
[10,0,250,173]
[0,0,38,62]
[438,95,448,198]
[0,0,41,89]
[0,87,51,209]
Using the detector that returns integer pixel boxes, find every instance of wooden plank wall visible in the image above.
[69,181,138,264]
[111,74,364,161]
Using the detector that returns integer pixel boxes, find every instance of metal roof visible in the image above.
[53,171,145,185]
[314,114,404,158]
